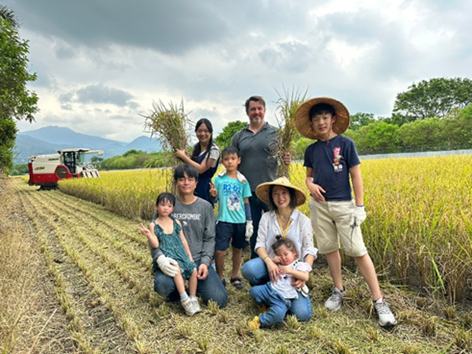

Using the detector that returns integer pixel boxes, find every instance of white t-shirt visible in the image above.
[272,260,312,299]
[255,210,318,261]
[199,143,220,168]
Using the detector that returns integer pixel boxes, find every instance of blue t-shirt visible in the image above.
[303,135,360,201]
[214,174,252,223]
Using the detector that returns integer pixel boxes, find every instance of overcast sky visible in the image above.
[5,0,472,143]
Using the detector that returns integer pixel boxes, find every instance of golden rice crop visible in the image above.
[273,86,308,179]
[60,169,170,220]
[58,155,472,303]
[292,155,472,302]
[360,155,472,302]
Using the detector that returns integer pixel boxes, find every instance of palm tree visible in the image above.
[0,5,19,28]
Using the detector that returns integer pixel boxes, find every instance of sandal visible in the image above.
[230,277,244,290]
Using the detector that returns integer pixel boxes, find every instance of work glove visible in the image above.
[350,206,366,227]
[157,255,179,277]
[245,220,254,242]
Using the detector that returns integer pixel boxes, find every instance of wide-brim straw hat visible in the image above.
[255,177,306,207]
[294,97,350,140]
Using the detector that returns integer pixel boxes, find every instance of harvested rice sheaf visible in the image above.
[143,99,192,191]
[273,86,308,179]
[143,99,191,154]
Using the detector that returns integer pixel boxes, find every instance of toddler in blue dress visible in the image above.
[138,192,201,316]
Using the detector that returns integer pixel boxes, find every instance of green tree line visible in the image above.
[1,6,39,175]
[212,79,472,158]
[98,150,172,170]
[345,104,472,155]
[11,103,472,176]
[104,102,472,169]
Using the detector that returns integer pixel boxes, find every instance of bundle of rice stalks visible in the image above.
[143,99,192,191]
[273,86,308,179]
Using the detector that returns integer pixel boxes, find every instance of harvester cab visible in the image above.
[28,148,103,190]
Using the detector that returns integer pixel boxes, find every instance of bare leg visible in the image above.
[215,250,226,280]
[188,268,198,296]
[355,254,382,300]
[173,264,186,295]
[231,247,243,280]
[325,250,343,290]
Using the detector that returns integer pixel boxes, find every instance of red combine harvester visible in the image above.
[28,148,104,190]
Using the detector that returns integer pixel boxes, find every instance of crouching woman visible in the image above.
[242,177,318,322]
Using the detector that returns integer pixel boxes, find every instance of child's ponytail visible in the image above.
[271,236,298,258]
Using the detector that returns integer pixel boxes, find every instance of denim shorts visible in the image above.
[215,221,248,251]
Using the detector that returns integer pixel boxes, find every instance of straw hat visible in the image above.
[255,177,306,207]
[294,97,350,140]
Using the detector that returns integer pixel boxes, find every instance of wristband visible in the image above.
[245,203,252,221]
[356,205,364,207]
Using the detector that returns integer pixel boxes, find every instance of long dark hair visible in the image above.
[268,185,298,211]
[190,118,214,162]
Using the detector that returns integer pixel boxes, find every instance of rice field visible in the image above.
[59,168,171,220]
[5,155,472,353]
[59,155,472,303]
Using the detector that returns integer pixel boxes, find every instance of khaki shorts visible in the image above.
[308,198,367,257]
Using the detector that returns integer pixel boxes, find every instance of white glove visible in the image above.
[350,206,366,227]
[157,255,179,277]
[245,220,254,242]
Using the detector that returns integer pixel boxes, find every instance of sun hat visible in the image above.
[294,97,350,140]
[255,177,306,207]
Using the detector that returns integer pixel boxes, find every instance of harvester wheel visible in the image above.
[38,183,58,191]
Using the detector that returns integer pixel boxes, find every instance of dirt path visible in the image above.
[1,178,74,354]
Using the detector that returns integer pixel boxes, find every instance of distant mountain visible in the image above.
[14,126,161,164]
[126,136,162,152]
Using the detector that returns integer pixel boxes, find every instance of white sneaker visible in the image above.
[373,298,397,327]
[298,284,309,297]
[190,296,201,314]
[325,287,344,311]
[181,297,197,316]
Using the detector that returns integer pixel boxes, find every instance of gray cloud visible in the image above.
[259,41,312,74]
[13,0,231,54]
[7,0,472,142]
[75,84,135,107]
[59,92,74,104]
[53,42,76,60]
[109,114,137,122]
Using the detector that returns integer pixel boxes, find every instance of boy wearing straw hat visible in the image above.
[294,97,397,328]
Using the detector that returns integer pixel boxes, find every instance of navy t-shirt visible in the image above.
[303,135,360,201]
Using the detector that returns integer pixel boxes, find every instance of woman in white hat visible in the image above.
[241,177,318,321]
